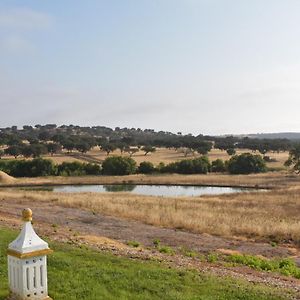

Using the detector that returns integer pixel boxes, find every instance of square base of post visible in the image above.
[6,294,53,300]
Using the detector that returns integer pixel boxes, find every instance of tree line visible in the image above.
[0,153,268,177]
[0,124,296,159]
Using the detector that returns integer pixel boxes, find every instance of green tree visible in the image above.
[163,157,211,174]
[284,144,300,173]
[62,140,75,153]
[211,159,226,172]
[141,146,156,156]
[195,142,212,156]
[21,144,48,158]
[227,153,266,174]
[226,148,236,156]
[47,143,62,156]
[5,145,22,158]
[138,161,155,174]
[125,147,139,157]
[102,156,137,175]
[76,142,92,153]
[0,150,4,159]
[101,143,117,156]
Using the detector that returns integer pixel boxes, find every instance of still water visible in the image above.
[51,184,255,197]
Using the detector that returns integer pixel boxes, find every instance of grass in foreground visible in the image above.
[227,254,300,278]
[0,228,294,300]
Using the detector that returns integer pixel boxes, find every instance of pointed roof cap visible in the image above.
[8,208,50,254]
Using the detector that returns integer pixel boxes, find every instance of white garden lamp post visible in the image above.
[7,208,53,300]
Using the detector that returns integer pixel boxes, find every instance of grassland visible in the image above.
[1,171,297,190]
[1,184,300,244]
[0,227,294,300]
[2,147,290,169]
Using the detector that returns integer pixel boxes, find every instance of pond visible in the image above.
[47,184,257,197]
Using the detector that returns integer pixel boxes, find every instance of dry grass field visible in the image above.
[84,148,289,169]
[0,172,297,189]
[89,147,289,168]
[1,147,290,169]
[1,184,300,244]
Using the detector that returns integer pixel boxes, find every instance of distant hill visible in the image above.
[241,133,300,140]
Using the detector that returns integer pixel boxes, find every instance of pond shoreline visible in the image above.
[0,172,294,190]
[0,182,272,190]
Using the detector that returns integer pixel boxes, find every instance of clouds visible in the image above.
[0,35,35,54]
[0,7,53,54]
[1,1,300,134]
[0,7,52,30]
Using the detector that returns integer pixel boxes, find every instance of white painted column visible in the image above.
[7,208,53,300]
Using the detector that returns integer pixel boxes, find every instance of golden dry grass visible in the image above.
[1,185,300,243]
[2,147,290,169]
[0,171,15,184]
[83,147,290,168]
[0,172,296,188]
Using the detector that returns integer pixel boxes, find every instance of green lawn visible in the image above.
[0,228,294,300]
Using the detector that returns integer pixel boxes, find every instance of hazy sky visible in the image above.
[1,0,300,135]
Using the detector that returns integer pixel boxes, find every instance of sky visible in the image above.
[1,0,300,135]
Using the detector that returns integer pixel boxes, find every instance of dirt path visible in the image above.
[0,197,300,297]
[67,153,103,164]
[0,197,297,258]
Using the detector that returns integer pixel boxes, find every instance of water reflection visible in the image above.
[21,186,54,192]
[103,184,136,192]
[51,184,257,197]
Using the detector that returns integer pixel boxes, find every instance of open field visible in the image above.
[0,228,293,300]
[1,183,300,244]
[1,147,290,169]
[1,194,300,297]
[0,172,298,189]
[80,147,290,169]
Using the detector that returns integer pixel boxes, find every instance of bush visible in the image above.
[227,153,266,174]
[57,162,101,176]
[83,163,102,175]
[227,254,300,279]
[161,157,211,174]
[138,161,155,174]
[127,241,140,248]
[0,159,101,177]
[102,156,137,175]
[0,158,56,177]
[211,159,226,172]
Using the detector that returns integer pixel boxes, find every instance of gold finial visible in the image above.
[22,208,33,222]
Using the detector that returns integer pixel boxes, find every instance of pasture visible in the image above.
[0,228,292,300]
[1,147,290,170]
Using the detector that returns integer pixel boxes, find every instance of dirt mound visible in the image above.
[0,171,15,184]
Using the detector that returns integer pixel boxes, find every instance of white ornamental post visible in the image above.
[7,208,53,300]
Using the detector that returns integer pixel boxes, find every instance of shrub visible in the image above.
[102,156,137,175]
[83,163,102,175]
[153,239,161,247]
[207,253,219,263]
[163,156,210,174]
[161,157,211,174]
[0,158,56,177]
[0,159,101,177]
[57,162,101,176]
[127,241,140,248]
[226,148,236,156]
[211,159,226,172]
[158,246,174,254]
[227,153,267,174]
[227,254,300,279]
[138,161,155,174]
